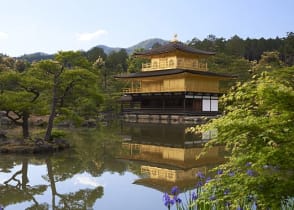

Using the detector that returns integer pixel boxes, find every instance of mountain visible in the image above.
[96,38,168,55]
[126,38,169,54]
[18,52,54,62]
[95,45,123,55]
[17,38,169,62]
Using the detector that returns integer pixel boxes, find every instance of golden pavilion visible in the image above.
[116,36,234,123]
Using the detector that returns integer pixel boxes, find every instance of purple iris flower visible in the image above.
[163,193,175,207]
[171,186,180,195]
[196,171,205,179]
[191,192,198,201]
[174,196,182,204]
[217,169,223,175]
[196,181,203,188]
[246,169,254,176]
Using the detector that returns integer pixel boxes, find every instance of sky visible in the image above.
[0,0,293,57]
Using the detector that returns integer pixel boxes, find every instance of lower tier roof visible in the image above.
[115,69,236,79]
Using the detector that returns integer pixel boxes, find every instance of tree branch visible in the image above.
[5,111,22,125]
[4,170,22,186]
[59,79,78,107]
[19,84,40,103]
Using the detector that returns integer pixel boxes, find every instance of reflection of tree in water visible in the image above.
[0,156,104,210]
[53,187,103,210]
[67,128,128,176]
[0,158,48,209]
[0,156,19,173]
[45,158,103,209]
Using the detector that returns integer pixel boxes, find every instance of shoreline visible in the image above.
[0,139,70,154]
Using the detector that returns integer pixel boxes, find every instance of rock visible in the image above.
[0,130,7,142]
[53,138,70,148]
[0,111,6,117]
[35,138,44,145]
[33,144,54,153]
[33,118,47,127]
[81,119,97,128]
[0,117,12,125]
[57,121,73,128]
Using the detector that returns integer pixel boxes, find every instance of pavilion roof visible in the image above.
[115,69,236,79]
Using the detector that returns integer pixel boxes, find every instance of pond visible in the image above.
[0,122,225,210]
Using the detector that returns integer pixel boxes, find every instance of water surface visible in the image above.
[0,122,224,210]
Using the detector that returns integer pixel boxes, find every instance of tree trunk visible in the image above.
[46,158,56,209]
[22,159,29,190]
[44,75,58,141]
[104,69,107,90]
[22,111,30,139]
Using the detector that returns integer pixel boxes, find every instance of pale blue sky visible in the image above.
[0,0,293,56]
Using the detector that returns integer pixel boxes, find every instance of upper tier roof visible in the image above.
[134,41,215,57]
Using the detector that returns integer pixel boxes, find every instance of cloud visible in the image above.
[76,29,107,41]
[0,32,8,40]
[0,178,5,184]
[74,175,103,187]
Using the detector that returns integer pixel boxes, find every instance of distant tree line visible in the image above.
[188,32,294,66]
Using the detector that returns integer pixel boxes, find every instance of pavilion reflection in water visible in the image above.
[119,123,225,192]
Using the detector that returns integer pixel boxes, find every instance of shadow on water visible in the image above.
[0,121,225,209]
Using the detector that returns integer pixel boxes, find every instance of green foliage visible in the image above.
[50,129,66,140]
[189,67,294,208]
[105,49,128,73]
[86,47,107,63]
[35,51,103,140]
[255,51,284,71]
[18,52,54,62]
[127,48,149,73]
[225,35,245,57]
[0,66,47,138]
[208,53,251,90]
[0,51,103,140]
[55,50,91,69]
[0,56,15,71]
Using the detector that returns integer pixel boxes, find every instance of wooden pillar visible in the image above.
[183,97,186,113]
[131,80,134,92]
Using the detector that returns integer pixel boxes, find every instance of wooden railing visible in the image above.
[142,60,207,71]
[122,88,142,93]
[122,87,187,94]
[122,108,221,116]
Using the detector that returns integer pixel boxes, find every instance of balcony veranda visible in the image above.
[141,59,208,71]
